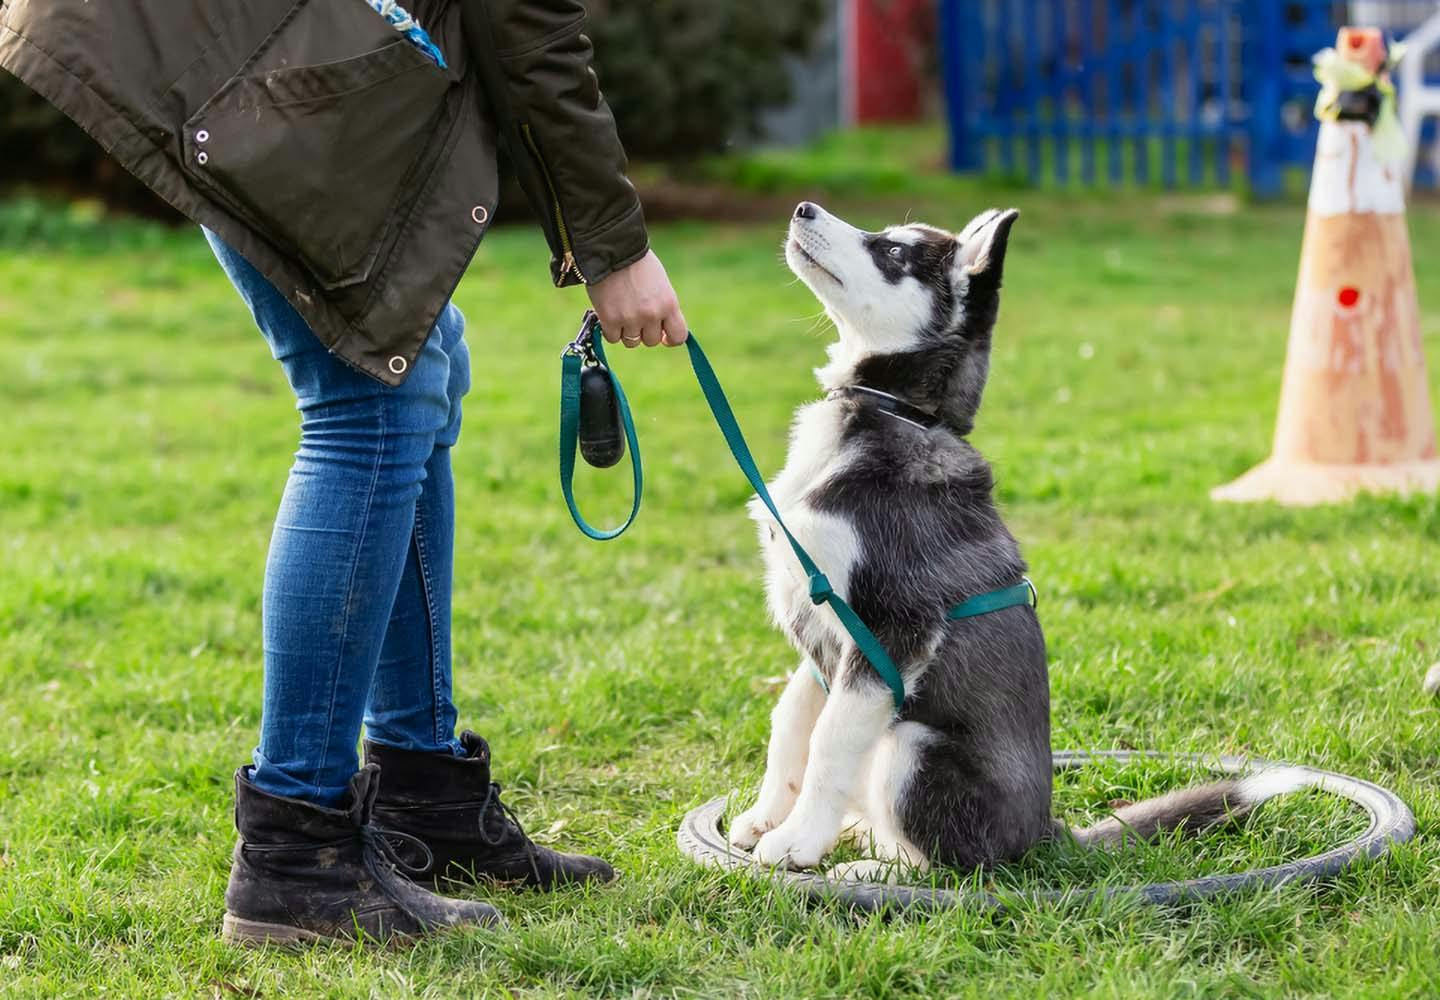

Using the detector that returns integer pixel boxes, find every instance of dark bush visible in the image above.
[0,1,824,212]
[585,0,826,159]
[0,75,173,216]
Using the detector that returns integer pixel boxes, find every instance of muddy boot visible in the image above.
[221,764,502,946]
[364,731,616,890]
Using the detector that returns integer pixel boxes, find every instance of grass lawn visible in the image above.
[1,175,1438,998]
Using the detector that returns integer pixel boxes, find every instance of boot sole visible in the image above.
[222,911,505,947]
[222,913,419,948]
[224,913,332,947]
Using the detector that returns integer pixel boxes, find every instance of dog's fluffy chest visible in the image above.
[749,401,861,660]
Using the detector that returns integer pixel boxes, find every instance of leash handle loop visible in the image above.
[558,313,643,541]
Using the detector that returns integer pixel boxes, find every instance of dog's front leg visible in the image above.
[753,654,896,869]
[729,661,827,849]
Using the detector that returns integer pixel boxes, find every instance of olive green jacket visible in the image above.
[0,0,648,384]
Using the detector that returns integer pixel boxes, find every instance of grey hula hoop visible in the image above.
[676,751,1416,913]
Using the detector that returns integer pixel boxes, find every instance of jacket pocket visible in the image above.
[184,38,452,290]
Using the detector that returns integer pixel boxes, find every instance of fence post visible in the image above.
[941,0,982,171]
[1247,0,1286,197]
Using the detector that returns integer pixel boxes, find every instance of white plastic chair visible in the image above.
[1396,6,1440,189]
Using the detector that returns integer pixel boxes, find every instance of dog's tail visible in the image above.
[1064,767,1310,849]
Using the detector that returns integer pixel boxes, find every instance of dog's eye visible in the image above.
[888,246,902,258]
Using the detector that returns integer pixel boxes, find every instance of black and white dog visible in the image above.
[728,202,1301,878]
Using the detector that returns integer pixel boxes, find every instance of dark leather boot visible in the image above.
[364,731,616,890]
[222,764,502,946]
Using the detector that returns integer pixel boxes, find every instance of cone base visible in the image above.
[1211,457,1440,506]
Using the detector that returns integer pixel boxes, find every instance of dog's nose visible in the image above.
[794,201,818,221]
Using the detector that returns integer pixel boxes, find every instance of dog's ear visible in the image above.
[955,208,1020,283]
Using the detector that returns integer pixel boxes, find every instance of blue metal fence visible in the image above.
[940,0,1439,195]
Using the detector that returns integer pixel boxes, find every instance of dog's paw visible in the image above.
[753,821,832,870]
[727,804,779,851]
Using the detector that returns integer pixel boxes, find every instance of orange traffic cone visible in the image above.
[1212,27,1440,505]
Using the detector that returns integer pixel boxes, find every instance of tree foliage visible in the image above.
[585,0,826,159]
[0,1,825,209]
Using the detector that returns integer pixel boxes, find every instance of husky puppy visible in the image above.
[728,202,1301,877]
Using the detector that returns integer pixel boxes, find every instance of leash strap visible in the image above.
[682,333,907,712]
[558,316,643,540]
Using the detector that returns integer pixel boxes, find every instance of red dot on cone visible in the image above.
[1349,34,1365,49]
[1338,286,1360,308]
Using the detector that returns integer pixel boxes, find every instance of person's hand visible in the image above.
[586,249,688,348]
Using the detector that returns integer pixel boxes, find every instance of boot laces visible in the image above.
[365,824,435,878]
[478,781,543,884]
[356,824,440,931]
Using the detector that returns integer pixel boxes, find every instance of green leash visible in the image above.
[558,312,1036,712]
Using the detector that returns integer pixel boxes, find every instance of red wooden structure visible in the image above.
[848,0,933,123]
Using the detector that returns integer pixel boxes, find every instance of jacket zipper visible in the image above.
[519,123,585,283]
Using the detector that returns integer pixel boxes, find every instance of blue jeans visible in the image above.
[206,231,470,806]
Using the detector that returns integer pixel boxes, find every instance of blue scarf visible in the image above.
[364,0,447,69]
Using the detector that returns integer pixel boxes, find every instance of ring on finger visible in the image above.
[621,335,642,346]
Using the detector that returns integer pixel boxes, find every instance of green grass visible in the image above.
[2,176,1439,998]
